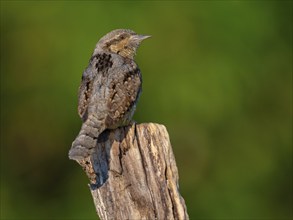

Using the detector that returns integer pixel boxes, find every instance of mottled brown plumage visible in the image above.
[69,29,150,160]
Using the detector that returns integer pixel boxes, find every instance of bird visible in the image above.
[69,29,150,160]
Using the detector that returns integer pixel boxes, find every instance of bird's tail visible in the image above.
[68,115,105,160]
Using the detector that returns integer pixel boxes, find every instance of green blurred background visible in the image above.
[1,1,292,219]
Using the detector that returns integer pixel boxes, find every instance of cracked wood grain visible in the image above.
[74,123,189,220]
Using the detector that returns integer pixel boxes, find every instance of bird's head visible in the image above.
[94,29,151,60]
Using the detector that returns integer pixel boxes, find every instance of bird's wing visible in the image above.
[105,61,142,128]
[77,53,113,121]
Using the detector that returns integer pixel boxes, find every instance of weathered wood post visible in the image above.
[72,123,189,219]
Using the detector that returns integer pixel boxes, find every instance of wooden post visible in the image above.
[73,123,189,220]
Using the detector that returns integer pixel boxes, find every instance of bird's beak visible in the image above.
[138,35,152,41]
[132,34,152,42]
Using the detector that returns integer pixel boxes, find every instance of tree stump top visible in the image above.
[72,123,189,220]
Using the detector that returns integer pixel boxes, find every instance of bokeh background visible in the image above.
[1,1,292,219]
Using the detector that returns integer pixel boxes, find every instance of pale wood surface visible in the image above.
[74,123,189,220]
